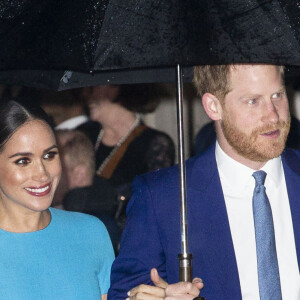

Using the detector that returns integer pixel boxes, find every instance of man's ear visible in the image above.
[202,93,223,121]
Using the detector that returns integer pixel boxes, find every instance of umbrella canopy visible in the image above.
[0,0,299,89]
[0,67,194,90]
[0,0,200,89]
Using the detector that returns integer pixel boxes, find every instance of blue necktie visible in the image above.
[252,170,282,299]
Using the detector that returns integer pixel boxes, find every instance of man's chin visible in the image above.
[221,115,290,163]
[236,141,286,162]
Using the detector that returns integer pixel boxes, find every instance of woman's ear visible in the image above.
[202,93,223,121]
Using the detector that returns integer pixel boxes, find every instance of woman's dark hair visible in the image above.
[113,84,170,114]
[0,100,53,152]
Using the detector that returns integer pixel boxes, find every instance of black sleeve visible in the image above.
[144,132,175,171]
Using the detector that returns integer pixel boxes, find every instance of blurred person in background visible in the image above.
[39,88,100,142]
[82,84,175,226]
[56,129,121,253]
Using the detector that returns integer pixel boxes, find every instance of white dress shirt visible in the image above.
[215,142,300,299]
[55,115,88,130]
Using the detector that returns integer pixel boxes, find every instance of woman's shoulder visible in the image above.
[49,208,107,235]
[48,208,114,266]
[136,126,174,146]
[143,126,172,138]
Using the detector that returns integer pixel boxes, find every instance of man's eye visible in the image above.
[44,151,58,160]
[15,158,30,166]
[271,92,282,100]
[248,98,257,105]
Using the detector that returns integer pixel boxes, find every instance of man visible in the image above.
[108,64,300,299]
[39,89,100,142]
[58,130,117,217]
[39,89,88,129]
[55,130,121,253]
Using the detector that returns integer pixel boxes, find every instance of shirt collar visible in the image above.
[215,142,282,192]
[261,155,282,187]
[55,115,88,130]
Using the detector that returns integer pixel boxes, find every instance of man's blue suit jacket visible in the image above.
[108,145,300,299]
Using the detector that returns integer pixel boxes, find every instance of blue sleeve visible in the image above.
[108,176,166,300]
[95,220,115,295]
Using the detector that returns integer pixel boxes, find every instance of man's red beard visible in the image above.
[221,112,291,162]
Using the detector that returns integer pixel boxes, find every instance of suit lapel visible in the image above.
[282,149,300,272]
[187,145,242,299]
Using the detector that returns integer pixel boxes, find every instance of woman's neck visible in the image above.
[0,205,50,233]
[101,110,138,146]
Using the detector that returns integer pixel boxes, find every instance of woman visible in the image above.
[82,84,175,226]
[0,100,114,299]
[83,84,175,189]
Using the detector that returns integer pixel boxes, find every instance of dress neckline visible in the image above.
[0,208,54,235]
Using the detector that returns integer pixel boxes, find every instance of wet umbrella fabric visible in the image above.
[0,0,299,89]
[0,67,194,90]
[0,1,202,80]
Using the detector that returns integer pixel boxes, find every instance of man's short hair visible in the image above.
[58,130,95,175]
[193,64,285,101]
[39,88,84,107]
[193,65,232,100]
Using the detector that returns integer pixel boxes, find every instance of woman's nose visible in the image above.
[32,161,50,182]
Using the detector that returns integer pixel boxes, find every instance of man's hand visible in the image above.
[127,268,203,299]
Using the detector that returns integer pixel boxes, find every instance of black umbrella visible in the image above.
[0,0,201,89]
[0,67,194,90]
[0,0,300,88]
[1,0,300,292]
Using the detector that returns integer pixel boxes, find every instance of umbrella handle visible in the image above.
[176,65,205,300]
[178,254,205,300]
[178,253,192,282]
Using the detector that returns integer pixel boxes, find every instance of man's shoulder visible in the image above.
[282,147,300,163]
[282,147,300,174]
[135,144,216,189]
[283,147,300,156]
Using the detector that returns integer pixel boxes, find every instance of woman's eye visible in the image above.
[44,151,58,160]
[15,158,30,166]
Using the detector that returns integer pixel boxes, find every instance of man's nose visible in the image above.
[261,100,279,124]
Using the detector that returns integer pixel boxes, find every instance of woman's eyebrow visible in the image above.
[8,145,58,159]
[9,152,32,159]
[43,145,58,154]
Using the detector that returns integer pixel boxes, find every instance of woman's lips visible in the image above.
[260,129,280,138]
[24,183,51,197]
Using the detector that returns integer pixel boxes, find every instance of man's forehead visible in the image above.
[228,64,282,82]
[229,64,280,73]
[225,64,284,96]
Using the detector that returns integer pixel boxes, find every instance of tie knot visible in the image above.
[252,170,267,186]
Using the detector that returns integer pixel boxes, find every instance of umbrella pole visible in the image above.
[176,64,193,281]
[176,64,205,300]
